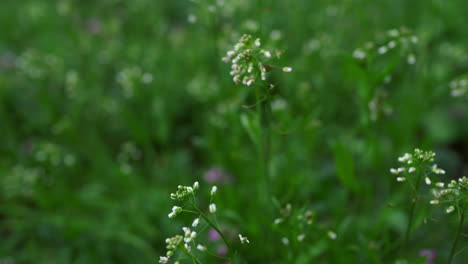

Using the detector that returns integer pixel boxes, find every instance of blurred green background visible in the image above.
[1,0,468,263]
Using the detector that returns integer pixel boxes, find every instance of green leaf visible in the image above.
[333,141,359,193]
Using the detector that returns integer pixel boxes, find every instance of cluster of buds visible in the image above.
[352,27,418,64]
[182,227,198,249]
[170,182,199,201]
[449,77,468,97]
[430,176,468,214]
[272,204,335,245]
[168,206,182,218]
[223,34,292,86]
[159,235,183,263]
[390,149,443,183]
[161,182,240,262]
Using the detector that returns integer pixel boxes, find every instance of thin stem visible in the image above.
[189,202,234,259]
[403,167,423,248]
[447,206,465,264]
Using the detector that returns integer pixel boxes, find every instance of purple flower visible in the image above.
[203,167,233,184]
[217,244,228,256]
[419,249,436,264]
[208,228,221,241]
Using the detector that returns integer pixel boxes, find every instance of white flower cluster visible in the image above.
[223,34,292,86]
[390,149,444,183]
[170,182,199,201]
[352,28,418,64]
[159,235,183,263]
[430,176,468,214]
[161,181,233,262]
[449,77,468,97]
[272,204,334,244]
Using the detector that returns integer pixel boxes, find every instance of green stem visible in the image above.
[255,84,272,205]
[447,206,465,264]
[190,203,234,260]
[403,167,423,248]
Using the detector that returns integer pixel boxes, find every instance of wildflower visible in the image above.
[419,249,436,264]
[430,200,439,205]
[297,234,306,242]
[209,203,217,213]
[223,34,292,86]
[203,167,232,184]
[281,237,289,245]
[193,181,199,189]
[197,244,207,251]
[397,177,406,182]
[192,218,199,227]
[211,186,217,196]
[425,177,431,185]
[328,230,337,240]
[407,54,416,64]
[184,243,191,251]
[353,49,366,60]
[273,218,283,225]
[239,234,250,244]
[208,228,221,241]
[408,167,416,173]
[170,184,196,201]
[446,205,455,214]
[187,14,197,24]
[378,46,388,54]
[388,41,396,49]
[168,206,182,218]
[159,256,169,263]
[435,182,444,188]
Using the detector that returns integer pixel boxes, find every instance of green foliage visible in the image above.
[1,0,468,263]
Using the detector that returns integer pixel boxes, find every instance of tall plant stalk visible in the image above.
[403,167,423,248]
[447,206,465,264]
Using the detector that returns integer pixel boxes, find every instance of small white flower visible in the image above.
[425,177,431,185]
[239,234,250,244]
[407,54,416,65]
[430,200,439,205]
[390,168,398,174]
[211,186,217,196]
[263,50,272,58]
[168,212,175,218]
[297,234,306,242]
[353,49,366,60]
[282,67,293,72]
[254,38,261,47]
[398,153,411,162]
[408,167,416,173]
[182,227,191,235]
[396,177,406,182]
[184,243,191,251]
[193,181,199,189]
[187,14,197,24]
[273,218,283,225]
[209,203,217,213]
[435,182,444,188]
[327,231,337,240]
[192,218,199,227]
[159,256,169,263]
[281,237,289,245]
[388,41,396,49]
[378,46,388,54]
[196,244,207,251]
[446,205,455,214]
